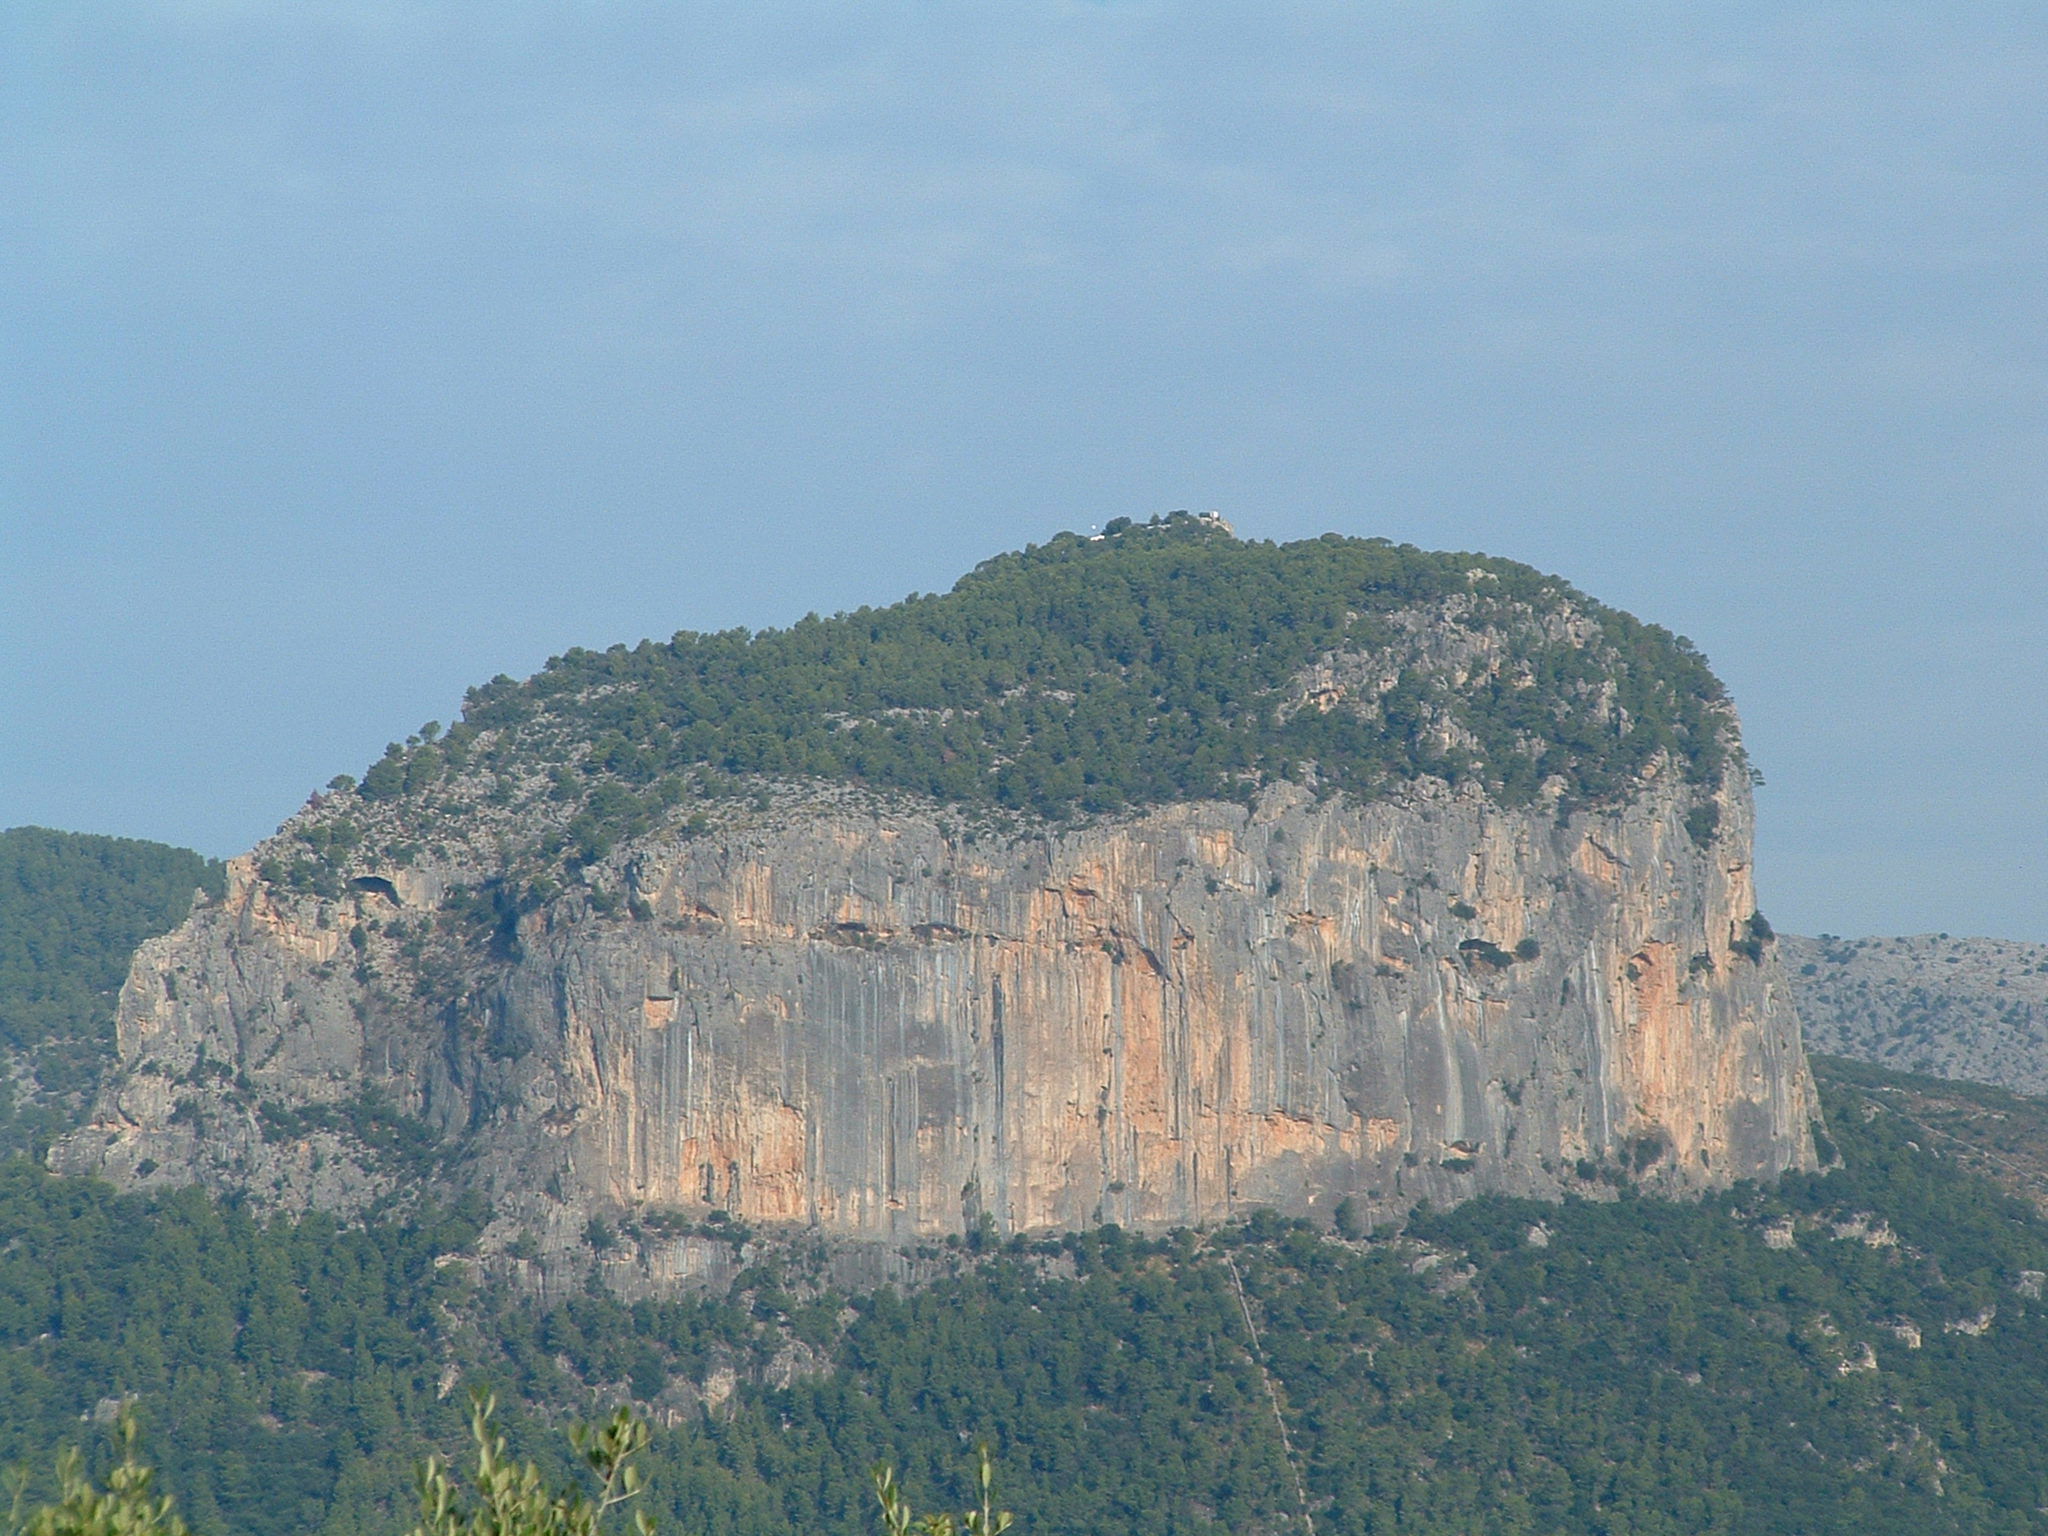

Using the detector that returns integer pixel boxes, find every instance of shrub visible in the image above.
[17,1411,188,1536]
[874,1445,1011,1536]
[1684,801,1720,849]
[360,747,406,802]
[1457,938,1513,969]
[1334,1195,1366,1239]
[410,1396,653,1536]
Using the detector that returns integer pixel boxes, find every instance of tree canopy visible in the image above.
[362,517,1734,831]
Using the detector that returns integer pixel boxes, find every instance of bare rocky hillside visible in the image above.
[1785,932,2048,1095]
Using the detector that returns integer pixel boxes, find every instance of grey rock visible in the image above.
[1784,932,2048,1094]
[53,753,1815,1243]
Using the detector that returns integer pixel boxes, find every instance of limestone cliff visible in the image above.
[52,523,1819,1240]
[55,766,1814,1240]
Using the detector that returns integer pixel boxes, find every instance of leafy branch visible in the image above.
[873,1445,1012,1536]
[9,1413,188,1536]
[411,1395,654,1536]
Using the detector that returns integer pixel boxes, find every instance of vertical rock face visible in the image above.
[56,765,1815,1237]
[53,526,1821,1236]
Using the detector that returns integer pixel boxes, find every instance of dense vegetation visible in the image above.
[354,517,1734,840]
[1808,1054,2048,1216]
[4,1061,2047,1536]
[0,829,224,1153]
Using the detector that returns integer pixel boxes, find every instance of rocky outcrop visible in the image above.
[55,762,1816,1242]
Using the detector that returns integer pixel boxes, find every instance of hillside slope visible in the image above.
[1813,1054,2048,1216]
[0,828,223,1152]
[1786,933,2048,1095]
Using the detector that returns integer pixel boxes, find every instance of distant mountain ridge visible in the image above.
[1785,933,2048,1096]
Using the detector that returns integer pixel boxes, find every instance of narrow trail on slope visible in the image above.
[1223,1251,1317,1536]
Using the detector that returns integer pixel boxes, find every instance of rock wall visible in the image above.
[55,769,1816,1240]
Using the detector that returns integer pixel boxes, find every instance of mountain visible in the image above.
[1786,933,2048,1095]
[0,827,224,1153]
[52,516,1816,1245]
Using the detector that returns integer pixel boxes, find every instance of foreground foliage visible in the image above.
[11,1415,190,1536]
[14,1408,1007,1536]
[872,1447,1010,1536]
[408,1398,651,1536]
[2,1061,2046,1535]
[12,1400,651,1536]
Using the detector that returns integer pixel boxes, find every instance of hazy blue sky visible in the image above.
[6,4,2046,940]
